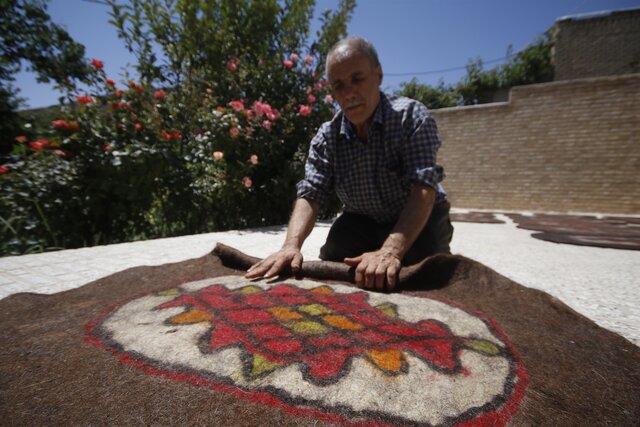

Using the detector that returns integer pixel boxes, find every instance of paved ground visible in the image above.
[1,210,638,346]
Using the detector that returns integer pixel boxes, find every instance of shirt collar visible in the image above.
[339,91,387,141]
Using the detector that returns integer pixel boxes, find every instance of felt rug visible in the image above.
[450,212,505,224]
[507,213,640,250]
[1,244,639,426]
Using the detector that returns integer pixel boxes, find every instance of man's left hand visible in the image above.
[344,250,401,291]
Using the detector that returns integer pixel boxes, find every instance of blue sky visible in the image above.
[14,0,640,108]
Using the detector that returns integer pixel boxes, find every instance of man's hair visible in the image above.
[325,37,380,75]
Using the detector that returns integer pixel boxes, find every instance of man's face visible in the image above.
[327,52,382,131]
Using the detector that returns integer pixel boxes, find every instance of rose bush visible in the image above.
[0,0,354,256]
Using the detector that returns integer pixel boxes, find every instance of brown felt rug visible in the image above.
[450,211,505,224]
[507,213,640,250]
[1,244,639,426]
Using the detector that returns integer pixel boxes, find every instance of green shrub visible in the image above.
[0,0,354,256]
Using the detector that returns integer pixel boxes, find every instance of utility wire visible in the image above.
[81,0,111,5]
[385,55,513,77]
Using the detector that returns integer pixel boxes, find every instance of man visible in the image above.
[246,37,453,291]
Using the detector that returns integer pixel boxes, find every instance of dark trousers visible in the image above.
[319,201,454,265]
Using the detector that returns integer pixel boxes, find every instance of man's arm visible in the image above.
[344,184,435,290]
[246,198,320,279]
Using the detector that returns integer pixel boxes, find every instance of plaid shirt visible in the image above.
[296,92,446,224]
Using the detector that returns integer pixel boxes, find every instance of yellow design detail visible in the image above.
[238,285,262,294]
[298,303,332,316]
[157,288,180,297]
[323,315,363,330]
[309,286,334,295]
[169,309,212,324]
[367,349,404,372]
[464,339,501,356]
[267,306,303,321]
[375,302,398,318]
[287,320,329,335]
[251,354,281,377]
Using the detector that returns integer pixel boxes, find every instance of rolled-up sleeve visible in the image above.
[296,125,334,206]
[402,112,444,190]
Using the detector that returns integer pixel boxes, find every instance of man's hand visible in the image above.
[344,250,401,291]
[245,247,303,279]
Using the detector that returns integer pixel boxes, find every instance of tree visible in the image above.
[398,29,554,109]
[0,0,90,156]
[398,78,458,109]
[0,0,355,255]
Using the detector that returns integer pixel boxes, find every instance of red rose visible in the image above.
[76,95,93,105]
[154,89,167,100]
[135,123,142,131]
[106,78,116,86]
[171,130,181,140]
[15,135,27,143]
[115,89,125,97]
[0,165,10,175]
[102,145,113,152]
[161,130,172,141]
[134,85,143,93]
[52,120,68,129]
[90,59,104,69]
[29,139,50,150]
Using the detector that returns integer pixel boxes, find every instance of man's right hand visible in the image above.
[245,247,303,279]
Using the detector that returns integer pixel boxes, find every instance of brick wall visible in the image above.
[554,8,640,80]
[432,74,640,214]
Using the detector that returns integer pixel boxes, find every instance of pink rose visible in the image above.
[228,100,245,112]
[261,120,272,130]
[298,104,312,116]
[242,176,253,188]
[230,127,240,138]
[283,60,294,69]
[154,89,167,100]
[249,154,259,165]
[324,94,334,104]
[305,55,313,65]
[290,53,299,62]
[307,93,316,103]
[102,144,113,152]
[213,151,224,160]
[135,123,142,131]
